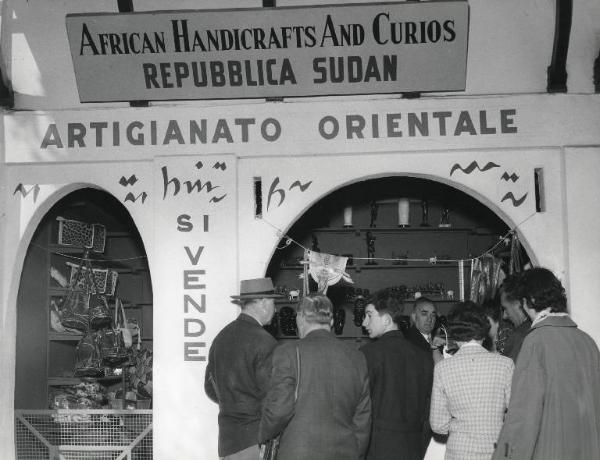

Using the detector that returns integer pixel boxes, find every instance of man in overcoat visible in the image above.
[360,289,433,460]
[404,296,443,453]
[492,268,600,460]
[204,277,282,460]
[259,294,371,460]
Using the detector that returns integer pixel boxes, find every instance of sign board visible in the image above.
[65,1,469,102]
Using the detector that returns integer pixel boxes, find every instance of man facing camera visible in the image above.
[360,289,433,460]
[405,297,444,364]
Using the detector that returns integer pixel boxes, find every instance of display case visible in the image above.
[266,178,509,342]
[15,191,153,410]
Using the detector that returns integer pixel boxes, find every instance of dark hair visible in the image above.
[447,301,490,342]
[367,289,404,325]
[520,267,567,313]
[297,294,333,325]
[500,272,524,302]
[482,297,502,323]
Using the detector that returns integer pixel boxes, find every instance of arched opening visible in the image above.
[14,187,153,411]
[266,176,530,342]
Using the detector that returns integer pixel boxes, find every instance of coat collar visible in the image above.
[303,329,332,340]
[454,342,488,356]
[381,330,405,340]
[530,314,577,330]
[237,312,262,327]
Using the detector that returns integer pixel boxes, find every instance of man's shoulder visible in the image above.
[215,316,276,345]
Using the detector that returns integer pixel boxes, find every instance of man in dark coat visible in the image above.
[204,277,282,459]
[404,296,442,455]
[405,297,440,358]
[259,294,371,460]
[499,272,532,361]
[360,289,433,460]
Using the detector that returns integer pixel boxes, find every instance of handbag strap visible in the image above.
[295,347,300,401]
[119,298,128,325]
[114,298,124,328]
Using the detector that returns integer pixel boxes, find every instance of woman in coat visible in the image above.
[430,302,514,460]
[492,268,600,460]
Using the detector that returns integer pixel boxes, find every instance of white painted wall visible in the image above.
[563,148,600,336]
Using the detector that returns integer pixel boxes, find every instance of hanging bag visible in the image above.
[59,251,92,332]
[74,332,104,378]
[88,292,112,330]
[97,299,130,367]
[116,299,141,350]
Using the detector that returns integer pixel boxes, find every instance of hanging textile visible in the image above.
[469,254,506,304]
[509,232,524,274]
[308,250,354,294]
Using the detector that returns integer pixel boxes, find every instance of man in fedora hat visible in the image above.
[205,277,282,460]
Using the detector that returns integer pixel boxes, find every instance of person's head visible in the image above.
[447,301,490,344]
[296,294,333,338]
[411,297,438,335]
[519,267,567,316]
[482,297,502,341]
[241,298,276,326]
[230,277,281,326]
[362,289,402,339]
[499,273,529,326]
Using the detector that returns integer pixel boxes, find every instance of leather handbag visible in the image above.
[97,298,130,367]
[74,332,104,378]
[97,327,129,366]
[116,298,141,349]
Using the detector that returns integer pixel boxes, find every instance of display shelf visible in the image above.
[47,377,82,386]
[48,332,83,341]
[358,227,474,234]
[48,375,123,386]
[278,263,462,270]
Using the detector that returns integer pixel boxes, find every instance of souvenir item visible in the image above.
[279,306,297,336]
[398,198,410,227]
[370,201,379,228]
[420,199,430,227]
[333,307,346,335]
[308,251,353,294]
[366,232,377,265]
[343,205,353,227]
[74,333,104,378]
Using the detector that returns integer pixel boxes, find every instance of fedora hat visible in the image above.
[230,277,284,302]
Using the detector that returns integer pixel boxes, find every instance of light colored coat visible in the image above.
[430,342,513,460]
[492,315,600,460]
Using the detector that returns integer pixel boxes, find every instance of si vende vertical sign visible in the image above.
[65,1,469,102]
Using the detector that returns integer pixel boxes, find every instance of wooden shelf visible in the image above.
[311,226,479,234]
[48,375,124,386]
[279,263,461,270]
[48,377,81,386]
[48,332,83,341]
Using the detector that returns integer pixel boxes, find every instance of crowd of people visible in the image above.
[204,268,600,460]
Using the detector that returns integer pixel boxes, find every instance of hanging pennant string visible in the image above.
[31,242,149,263]
[477,212,537,259]
[260,217,311,254]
